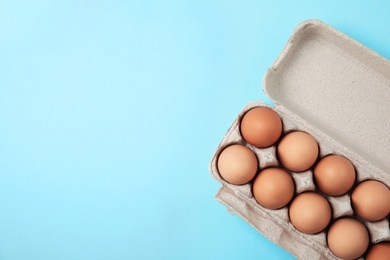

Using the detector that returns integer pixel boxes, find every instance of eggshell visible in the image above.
[366,242,390,260]
[351,180,390,221]
[240,107,283,148]
[314,155,356,196]
[217,144,258,185]
[327,218,369,260]
[277,131,319,172]
[252,167,294,209]
[289,192,331,234]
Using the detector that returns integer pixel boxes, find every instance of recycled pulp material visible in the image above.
[209,20,390,260]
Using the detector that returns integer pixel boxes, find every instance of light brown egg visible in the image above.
[366,242,390,260]
[217,144,258,185]
[351,180,390,221]
[327,218,369,260]
[252,167,294,209]
[277,131,319,172]
[314,155,356,196]
[240,107,283,148]
[289,192,331,234]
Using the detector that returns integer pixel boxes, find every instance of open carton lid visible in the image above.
[264,19,390,176]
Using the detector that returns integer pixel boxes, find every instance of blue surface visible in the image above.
[1,1,390,259]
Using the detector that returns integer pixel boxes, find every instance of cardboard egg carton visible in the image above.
[209,20,390,260]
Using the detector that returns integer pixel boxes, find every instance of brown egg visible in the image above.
[252,167,294,209]
[351,180,390,221]
[240,107,283,148]
[217,144,258,185]
[289,192,331,234]
[327,218,369,260]
[314,155,356,196]
[366,242,390,260]
[277,131,319,172]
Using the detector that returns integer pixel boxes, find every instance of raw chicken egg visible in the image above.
[314,154,356,196]
[217,144,258,185]
[351,180,390,221]
[289,192,331,234]
[240,107,283,148]
[277,131,319,172]
[327,218,369,260]
[252,167,294,209]
[366,242,390,260]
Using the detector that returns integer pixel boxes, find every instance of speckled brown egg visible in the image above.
[327,218,369,260]
[289,192,331,234]
[366,242,390,260]
[314,154,356,196]
[351,180,390,221]
[252,167,294,209]
[240,107,283,148]
[217,144,258,185]
[277,131,319,172]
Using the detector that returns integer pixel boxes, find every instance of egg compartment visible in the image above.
[210,19,390,260]
[211,101,390,260]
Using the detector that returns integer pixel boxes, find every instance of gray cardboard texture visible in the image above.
[210,20,390,260]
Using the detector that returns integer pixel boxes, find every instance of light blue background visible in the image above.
[1,1,390,259]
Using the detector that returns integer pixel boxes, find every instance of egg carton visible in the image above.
[209,20,390,260]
